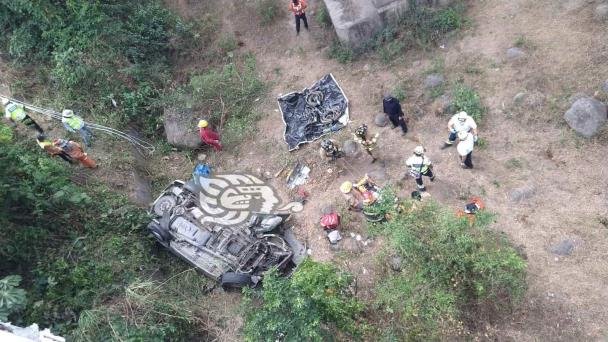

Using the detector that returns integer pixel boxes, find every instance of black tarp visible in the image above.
[278,74,349,151]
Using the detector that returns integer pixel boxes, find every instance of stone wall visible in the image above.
[323,0,453,45]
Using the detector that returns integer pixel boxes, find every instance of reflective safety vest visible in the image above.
[37,140,52,149]
[62,115,85,130]
[5,103,26,121]
[405,155,431,176]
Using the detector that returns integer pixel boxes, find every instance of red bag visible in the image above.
[320,213,340,230]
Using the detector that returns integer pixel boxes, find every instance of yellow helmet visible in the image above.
[198,120,208,128]
[340,181,353,194]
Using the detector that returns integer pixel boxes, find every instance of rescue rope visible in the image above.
[1,95,155,155]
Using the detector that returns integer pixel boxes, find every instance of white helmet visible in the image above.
[456,111,468,121]
[458,131,469,140]
[1,98,9,105]
[414,145,425,156]
[62,109,74,118]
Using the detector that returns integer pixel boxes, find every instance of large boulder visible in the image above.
[374,113,389,127]
[164,108,200,148]
[506,47,527,60]
[564,97,607,137]
[595,4,608,21]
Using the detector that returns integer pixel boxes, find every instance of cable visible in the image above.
[1,94,155,155]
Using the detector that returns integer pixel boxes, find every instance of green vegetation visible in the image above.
[0,127,209,338]
[0,1,190,133]
[315,2,333,28]
[453,84,485,122]
[368,192,527,340]
[243,259,366,341]
[0,275,27,321]
[328,1,466,63]
[257,0,280,26]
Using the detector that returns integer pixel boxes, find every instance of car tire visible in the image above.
[148,221,171,243]
[220,272,253,288]
[153,195,177,217]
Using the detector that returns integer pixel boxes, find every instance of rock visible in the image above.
[374,113,389,127]
[513,92,526,104]
[506,47,527,60]
[564,97,608,137]
[595,4,608,21]
[551,239,575,256]
[389,256,403,271]
[327,230,342,244]
[342,139,360,156]
[424,74,445,89]
[509,186,536,202]
[164,108,200,148]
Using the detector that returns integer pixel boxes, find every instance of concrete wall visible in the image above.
[323,0,453,45]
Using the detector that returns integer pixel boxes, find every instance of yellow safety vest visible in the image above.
[5,103,26,121]
[63,115,84,130]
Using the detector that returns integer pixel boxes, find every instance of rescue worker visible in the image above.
[36,134,72,164]
[53,139,97,168]
[457,131,474,169]
[3,98,43,133]
[443,111,478,148]
[198,119,222,151]
[340,181,364,211]
[353,124,379,163]
[382,93,408,135]
[289,0,308,35]
[61,110,93,147]
[405,146,435,192]
[319,139,343,161]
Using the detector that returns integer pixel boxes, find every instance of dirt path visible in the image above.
[160,0,608,339]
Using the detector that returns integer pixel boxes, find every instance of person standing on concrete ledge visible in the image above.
[289,0,308,35]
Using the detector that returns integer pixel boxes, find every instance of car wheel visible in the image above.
[220,272,253,288]
[148,221,171,243]
[153,195,177,217]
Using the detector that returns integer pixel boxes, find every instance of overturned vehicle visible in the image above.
[147,180,299,288]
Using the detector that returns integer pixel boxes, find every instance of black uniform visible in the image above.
[383,97,408,134]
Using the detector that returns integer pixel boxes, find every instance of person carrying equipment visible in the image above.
[405,146,435,192]
[353,124,379,163]
[443,111,478,148]
[319,139,343,161]
[3,98,43,133]
[382,92,408,135]
[457,131,474,169]
[61,110,93,147]
[36,134,72,164]
[198,120,222,151]
[53,139,97,168]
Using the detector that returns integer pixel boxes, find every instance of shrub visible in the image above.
[370,196,527,340]
[257,0,279,26]
[0,275,27,321]
[327,41,354,64]
[453,84,485,123]
[242,259,365,341]
[187,56,265,148]
[315,2,333,28]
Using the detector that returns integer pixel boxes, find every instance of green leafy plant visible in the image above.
[257,0,279,26]
[370,194,527,340]
[315,2,333,28]
[453,84,485,123]
[0,275,27,321]
[243,259,365,341]
[327,41,354,64]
